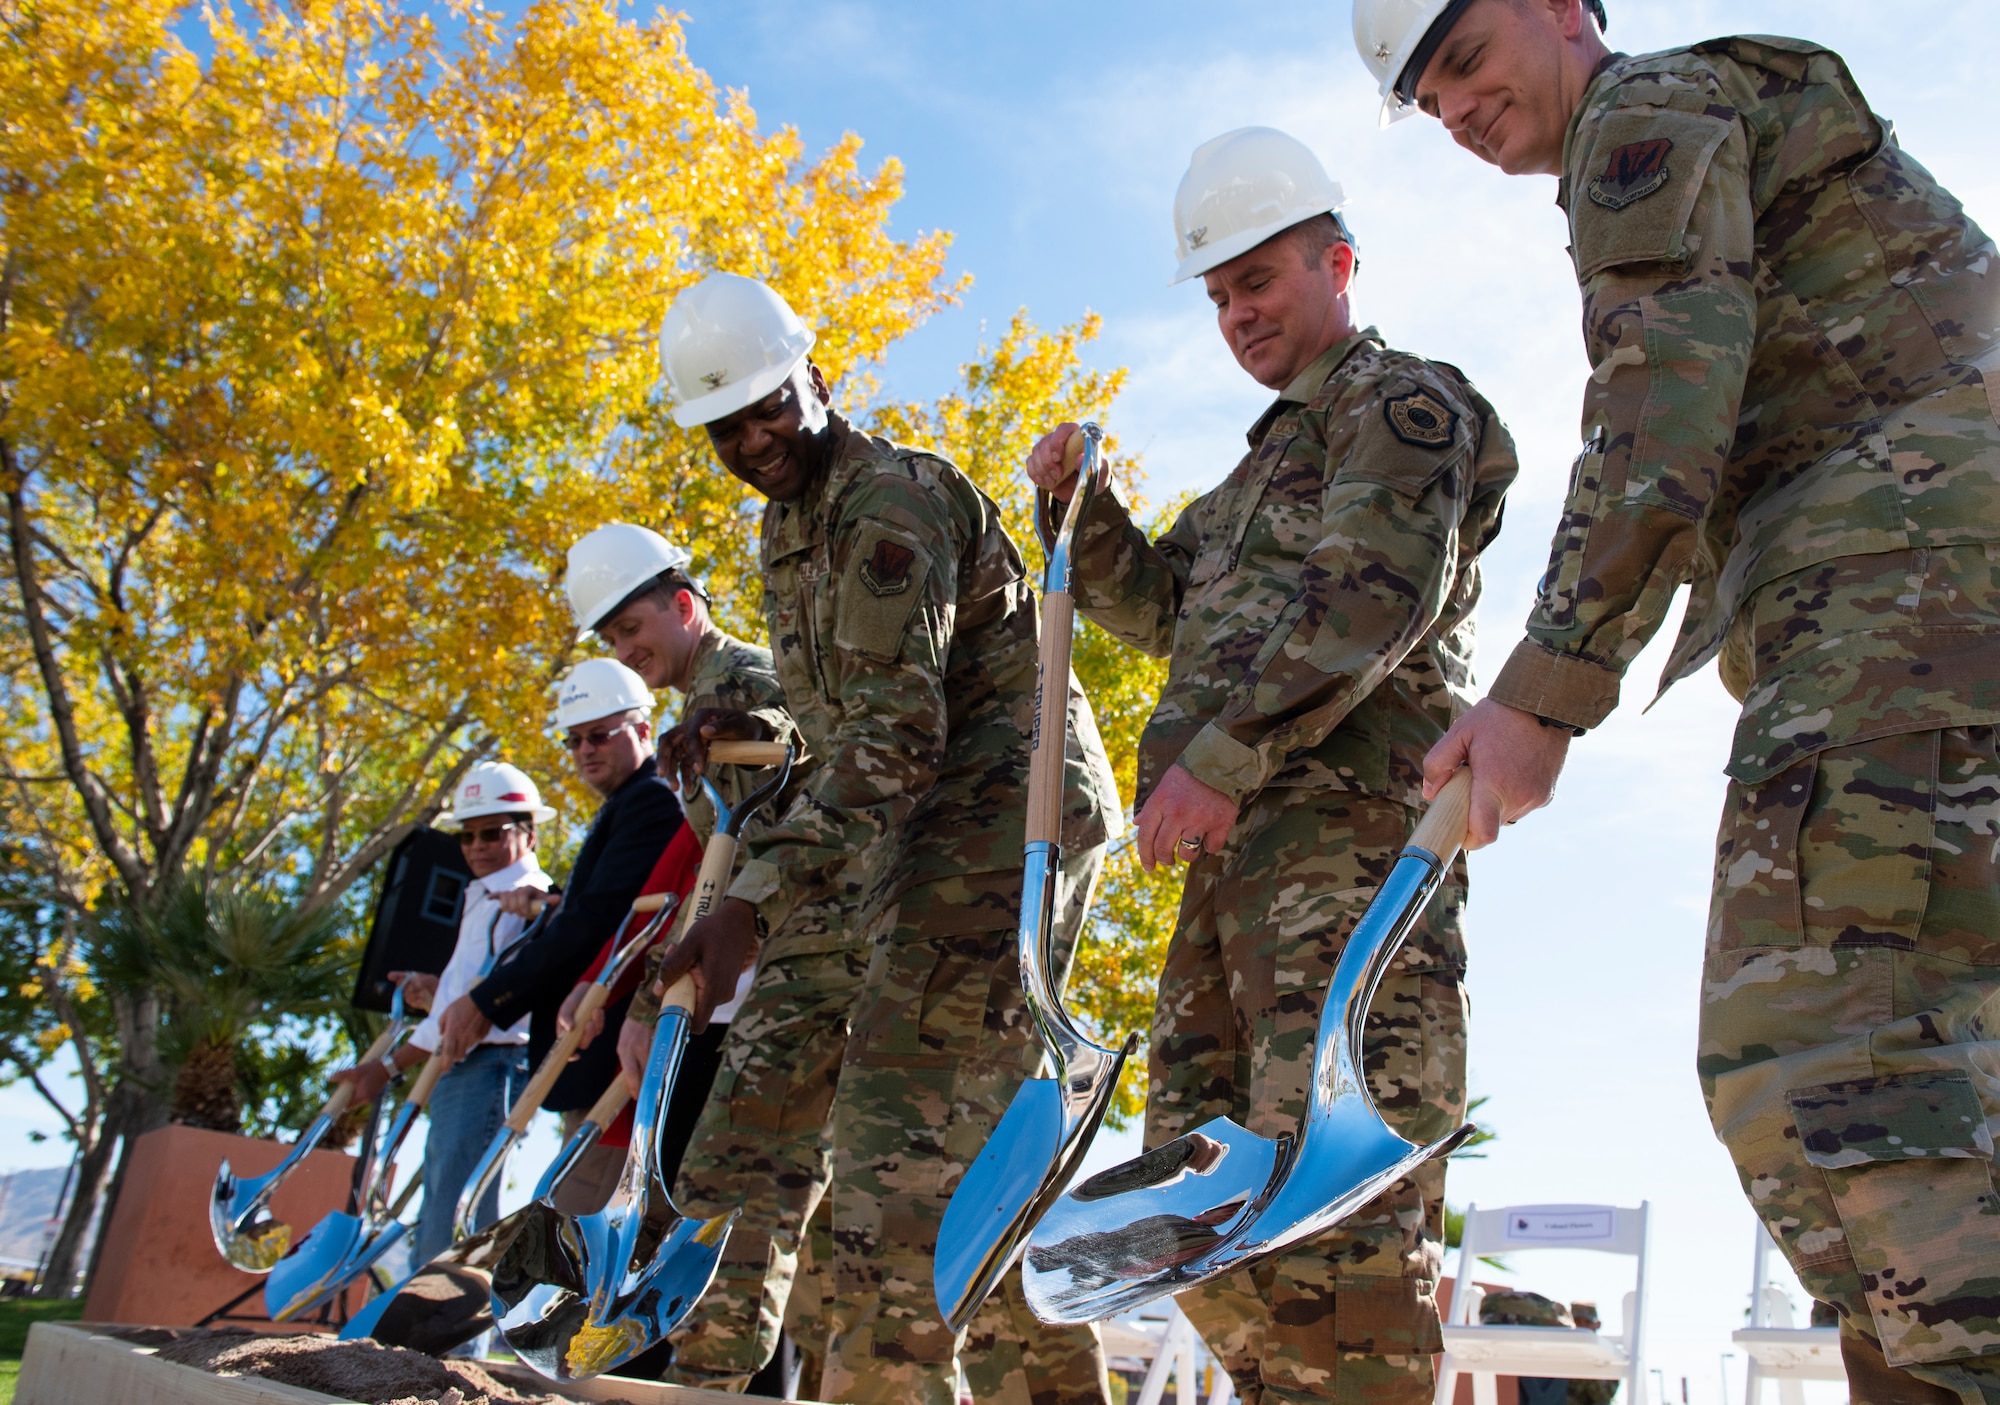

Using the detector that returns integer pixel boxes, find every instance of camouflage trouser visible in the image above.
[822,847,1114,1405]
[1700,725,2000,1404]
[1150,784,1468,1405]
[666,945,867,1391]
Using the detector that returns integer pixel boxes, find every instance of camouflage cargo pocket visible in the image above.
[1707,755,1812,953]
[1791,1071,2000,1365]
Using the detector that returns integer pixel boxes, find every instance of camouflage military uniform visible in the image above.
[1476,1292,1618,1405]
[722,414,1124,1405]
[1479,37,2000,1400]
[610,628,866,1394]
[1071,330,1516,1405]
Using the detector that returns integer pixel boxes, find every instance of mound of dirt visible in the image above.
[145,1326,637,1405]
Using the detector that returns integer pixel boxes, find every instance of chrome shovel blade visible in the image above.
[496,1007,735,1380]
[215,991,409,1273]
[934,840,1135,1330]
[1022,845,1475,1323]
[264,1211,412,1323]
[346,1113,607,1352]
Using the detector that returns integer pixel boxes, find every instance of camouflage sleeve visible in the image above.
[1176,377,1507,804]
[1068,484,1201,658]
[1487,91,1757,729]
[623,940,672,1028]
[725,469,965,932]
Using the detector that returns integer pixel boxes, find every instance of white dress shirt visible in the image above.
[409,852,552,1052]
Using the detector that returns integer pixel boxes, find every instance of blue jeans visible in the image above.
[413,1043,528,1265]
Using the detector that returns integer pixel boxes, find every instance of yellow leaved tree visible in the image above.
[0,0,969,1290]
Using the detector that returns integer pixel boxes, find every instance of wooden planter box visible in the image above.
[17,1322,804,1404]
[83,1124,365,1327]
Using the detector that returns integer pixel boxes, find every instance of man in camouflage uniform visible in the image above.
[1377,3,2000,1400]
[562,521,849,1395]
[652,272,1123,1405]
[1025,126,1517,1405]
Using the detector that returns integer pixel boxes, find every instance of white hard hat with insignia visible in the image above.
[1171,127,1348,285]
[659,273,816,429]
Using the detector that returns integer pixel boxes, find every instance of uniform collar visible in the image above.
[684,628,722,696]
[1556,51,1630,213]
[1248,327,1380,443]
[468,852,547,901]
[767,413,851,553]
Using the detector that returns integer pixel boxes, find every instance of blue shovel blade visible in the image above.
[935,1077,1062,1328]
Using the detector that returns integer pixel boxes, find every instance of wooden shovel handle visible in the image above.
[506,983,613,1132]
[708,740,788,766]
[631,891,671,913]
[582,1070,633,1131]
[1026,592,1073,847]
[406,1047,452,1110]
[658,972,698,1013]
[1408,769,1474,863]
[674,832,739,943]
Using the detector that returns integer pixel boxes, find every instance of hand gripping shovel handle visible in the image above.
[320,1023,401,1123]
[1406,767,1473,864]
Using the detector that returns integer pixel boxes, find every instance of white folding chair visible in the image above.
[1434,1202,1650,1405]
[1733,1224,1842,1405]
[1110,1305,1234,1405]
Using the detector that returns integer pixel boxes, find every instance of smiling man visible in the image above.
[1023,127,1516,1405]
[648,272,1123,1405]
[1355,3,2000,1401]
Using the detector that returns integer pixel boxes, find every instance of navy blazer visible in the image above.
[471,754,683,1111]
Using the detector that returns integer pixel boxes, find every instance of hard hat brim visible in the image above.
[1171,201,1349,285]
[438,802,558,831]
[669,337,813,430]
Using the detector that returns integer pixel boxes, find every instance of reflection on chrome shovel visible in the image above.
[340,1074,634,1352]
[493,974,734,1381]
[211,986,411,1272]
[1022,770,1479,1323]
[265,1043,449,1322]
[935,422,1138,1331]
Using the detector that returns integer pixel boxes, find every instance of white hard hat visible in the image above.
[567,523,706,637]
[1354,0,1608,124]
[1171,127,1348,285]
[439,761,556,831]
[554,658,655,730]
[660,273,816,429]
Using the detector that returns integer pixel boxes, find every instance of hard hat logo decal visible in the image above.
[1588,138,1674,212]
[700,368,730,390]
[859,538,917,597]
[1384,390,1458,449]
[1186,226,1208,250]
[465,783,482,798]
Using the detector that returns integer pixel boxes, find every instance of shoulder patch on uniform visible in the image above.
[1383,390,1457,448]
[859,538,916,597]
[1588,138,1674,210]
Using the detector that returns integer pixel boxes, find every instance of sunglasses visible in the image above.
[457,821,525,846]
[562,719,639,752]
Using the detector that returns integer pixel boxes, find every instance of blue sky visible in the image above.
[8,5,1997,1397]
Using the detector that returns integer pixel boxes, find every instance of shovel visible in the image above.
[491,972,735,1381]
[211,985,412,1272]
[265,1044,451,1322]
[934,422,1140,1331]
[441,889,685,1247]
[270,892,677,1325]
[339,1073,635,1353]
[1020,769,1480,1323]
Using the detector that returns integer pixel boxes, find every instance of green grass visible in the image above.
[0,1298,86,1405]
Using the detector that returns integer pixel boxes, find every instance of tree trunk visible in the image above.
[68,990,169,1300]
[34,1117,114,1299]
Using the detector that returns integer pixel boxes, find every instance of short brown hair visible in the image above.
[1284,213,1357,270]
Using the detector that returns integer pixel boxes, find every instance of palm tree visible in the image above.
[92,880,357,1132]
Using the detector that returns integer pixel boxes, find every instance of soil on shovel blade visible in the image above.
[109,1325,644,1405]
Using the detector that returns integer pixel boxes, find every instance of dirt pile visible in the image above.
[139,1326,640,1405]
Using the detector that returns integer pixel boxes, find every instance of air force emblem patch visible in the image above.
[859,539,916,597]
[1384,390,1457,449]
[1588,137,1673,211]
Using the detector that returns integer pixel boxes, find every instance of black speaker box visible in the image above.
[351,826,475,1012]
